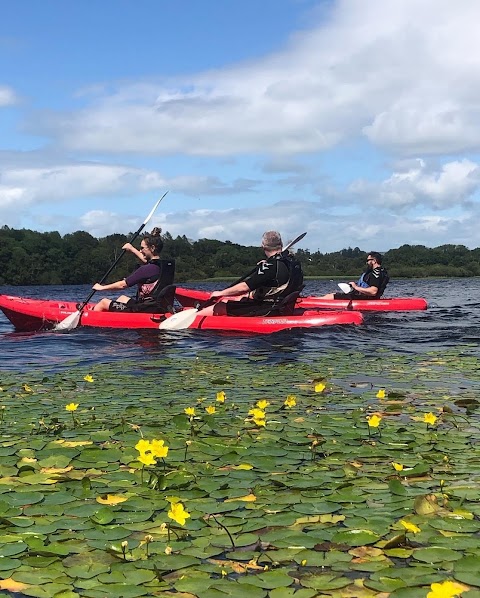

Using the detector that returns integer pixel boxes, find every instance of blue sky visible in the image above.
[2,0,480,252]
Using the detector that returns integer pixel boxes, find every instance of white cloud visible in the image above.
[349,159,480,210]
[0,85,18,107]
[25,0,480,158]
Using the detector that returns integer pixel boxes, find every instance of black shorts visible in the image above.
[333,292,376,300]
[108,299,136,312]
[224,298,279,317]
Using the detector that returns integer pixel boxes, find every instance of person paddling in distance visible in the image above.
[197,231,304,317]
[320,251,389,300]
[92,228,164,312]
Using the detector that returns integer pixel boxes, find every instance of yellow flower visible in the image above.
[248,408,265,420]
[376,389,386,399]
[65,403,79,412]
[400,520,421,534]
[284,395,297,408]
[216,391,226,403]
[367,414,382,428]
[424,412,438,426]
[165,546,172,555]
[314,382,326,393]
[138,452,157,466]
[135,439,151,454]
[256,399,270,409]
[427,580,468,598]
[84,374,94,383]
[168,501,190,526]
[205,405,216,415]
[150,439,169,459]
[23,384,33,393]
[184,407,195,416]
[253,417,266,427]
[392,462,404,472]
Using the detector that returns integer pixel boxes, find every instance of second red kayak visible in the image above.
[175,287,428,311]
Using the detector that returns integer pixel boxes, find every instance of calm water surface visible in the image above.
[0,279,479,372]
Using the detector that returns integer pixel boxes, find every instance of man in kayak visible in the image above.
[92,228,167,312]
[321,251,389,300]
[197,231,304,316]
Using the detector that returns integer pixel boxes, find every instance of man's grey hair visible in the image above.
[261,231,283,250]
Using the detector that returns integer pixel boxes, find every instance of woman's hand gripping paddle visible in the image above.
[54,192,168,331]
[159,231,307,331]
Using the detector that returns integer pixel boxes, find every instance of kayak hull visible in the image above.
[175,287,428,311]
[0,295,363,333]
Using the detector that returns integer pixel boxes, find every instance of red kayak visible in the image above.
[0,294,363,334]
[175,287,428,312]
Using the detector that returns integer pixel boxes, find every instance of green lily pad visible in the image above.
[300,573,351,591]
[454,555,480,586]
[237,570,294,589]
[412,547,463,563]
[332,529,380,546]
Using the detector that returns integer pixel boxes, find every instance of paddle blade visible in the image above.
[338,283,353,294]
[159,308,198,330]
[54,310,81,331]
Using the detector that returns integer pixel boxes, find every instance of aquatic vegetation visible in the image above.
[0,348,478,596]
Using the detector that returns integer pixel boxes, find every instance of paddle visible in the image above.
[159,231,307,331]
[338,282,353,294]
[54,192,169,331]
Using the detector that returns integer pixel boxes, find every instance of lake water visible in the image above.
[0,279,479,373]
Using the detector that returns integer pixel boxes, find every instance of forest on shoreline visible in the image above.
[0,225,478,285]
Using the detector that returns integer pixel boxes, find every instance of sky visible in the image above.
[2,0,480,253]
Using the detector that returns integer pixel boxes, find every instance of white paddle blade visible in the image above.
[159,308,198,330]
[338,283,353,294]
[54,310,81,331]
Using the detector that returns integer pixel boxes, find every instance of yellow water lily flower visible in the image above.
[65,403,79,412]
[284,395,297,408]
[248,408,265,420]
[424,412,438,426]
[184,407,195,416]
[216,391,226,403]
[400,520,421,534]
[84,374,94,383]
[392,462,404,472]
[376,389,386,399]
[367,414,382,428]
[135,439,151,454]
[427,580,469,598]
[150,439,169,458]
[256,399,270,409]
[168,501,190,526]
[23,384,33,393]
[314,382,326,393]
[253,417,266,427]
[138,452,157,467]
[205,405,216,415]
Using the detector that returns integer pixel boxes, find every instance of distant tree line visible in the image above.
[0,225,479,286]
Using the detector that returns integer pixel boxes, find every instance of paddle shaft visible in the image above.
[77,192,168,311]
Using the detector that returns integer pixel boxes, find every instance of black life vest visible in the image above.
[252,252,304,301]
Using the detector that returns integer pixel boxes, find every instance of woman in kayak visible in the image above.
[197,231,304,317]
[321,251,389,300]
[92,228,165,312]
